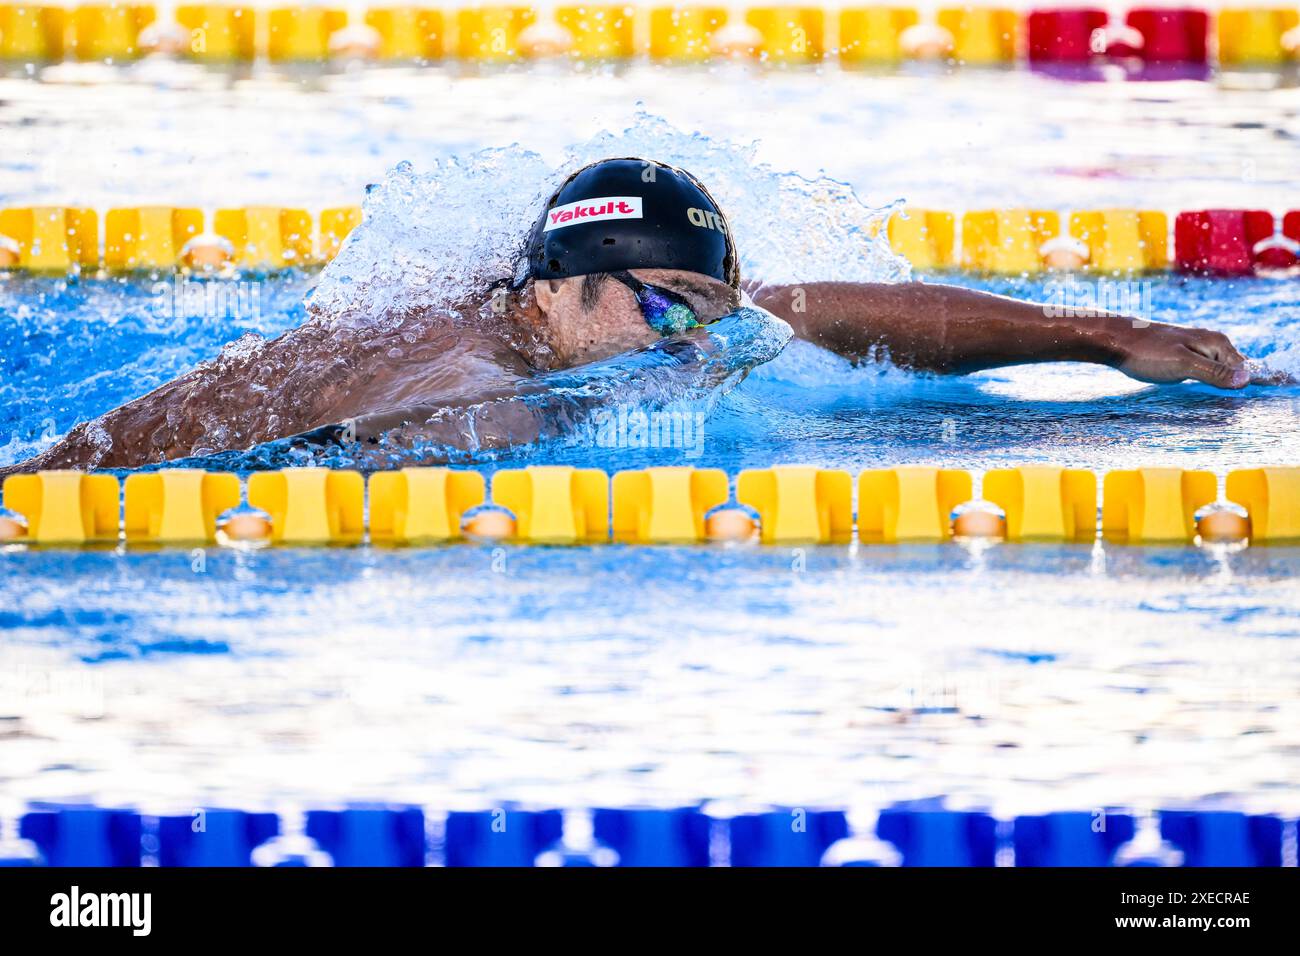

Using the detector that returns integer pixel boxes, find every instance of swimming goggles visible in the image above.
[608,270,709,336]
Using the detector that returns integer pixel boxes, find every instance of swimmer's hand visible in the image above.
[1113,323,1251,389]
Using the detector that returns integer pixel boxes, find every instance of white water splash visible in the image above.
[308,112,908,325]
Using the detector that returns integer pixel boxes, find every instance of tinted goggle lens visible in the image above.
[637,286,700,335]
[611,271,706,336]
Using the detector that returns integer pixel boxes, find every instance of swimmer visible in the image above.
[1,157,1261,476]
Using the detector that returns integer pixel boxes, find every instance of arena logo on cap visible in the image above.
[544,196,643,231]
[687,207,727,233]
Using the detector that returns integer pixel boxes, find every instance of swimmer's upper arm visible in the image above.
[747,280,1126,372]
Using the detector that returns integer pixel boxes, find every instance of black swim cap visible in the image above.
[524,158,739,288]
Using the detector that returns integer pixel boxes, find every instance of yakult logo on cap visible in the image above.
[544,196,643,231]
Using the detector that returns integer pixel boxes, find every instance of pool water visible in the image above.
[3,271,1298,472]
[2,64,1299,828]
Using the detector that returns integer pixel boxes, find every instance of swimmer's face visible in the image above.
[533,268,740,366]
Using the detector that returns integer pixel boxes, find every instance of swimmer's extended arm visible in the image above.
[749,281,1253,390]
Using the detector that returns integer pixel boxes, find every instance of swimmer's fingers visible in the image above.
[1183,330,1248,368]
[1180,347,1250,390]
[1178,330,1295,387]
